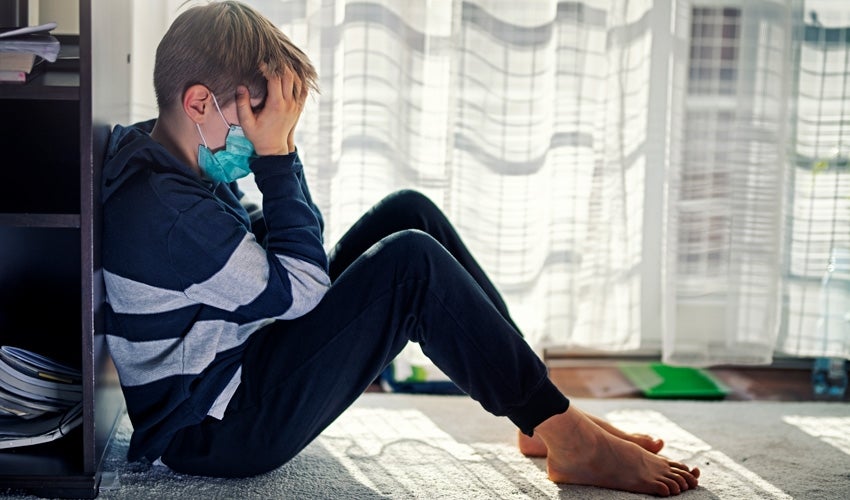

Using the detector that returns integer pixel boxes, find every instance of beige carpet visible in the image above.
[6,394,850,499]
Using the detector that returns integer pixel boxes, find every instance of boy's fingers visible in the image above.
[281,66,295,102]
[299,80,308,103]
[265,69,284,107]
[234,85,255,128]
[292,73,302,102]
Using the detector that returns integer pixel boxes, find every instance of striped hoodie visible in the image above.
[101,119,330,462]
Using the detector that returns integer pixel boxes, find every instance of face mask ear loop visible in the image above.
[210,93,231,128]
[196,123,209,148]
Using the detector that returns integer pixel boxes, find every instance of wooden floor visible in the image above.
[548,365,849,402]
[370,359,849,402]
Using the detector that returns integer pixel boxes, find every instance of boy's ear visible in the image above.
[183,84,212,123]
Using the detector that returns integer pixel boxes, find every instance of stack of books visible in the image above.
[0,22,60,84]
[0,346,83,449]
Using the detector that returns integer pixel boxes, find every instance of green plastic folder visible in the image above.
[619,363,729,399]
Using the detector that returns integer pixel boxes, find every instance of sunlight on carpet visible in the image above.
[782,416,850,456]
[606,410,792,500]
[318,407,561,498]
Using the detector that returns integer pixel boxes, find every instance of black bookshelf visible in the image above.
[0,1,129,497]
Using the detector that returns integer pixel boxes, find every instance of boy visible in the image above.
[102,1,699,495]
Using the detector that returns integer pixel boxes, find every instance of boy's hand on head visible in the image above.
[235,66,306,156]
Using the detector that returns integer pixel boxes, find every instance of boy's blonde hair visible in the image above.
[154,1,318,111]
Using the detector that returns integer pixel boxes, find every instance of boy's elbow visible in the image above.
[293,277,329,317]
[279,264,330,319]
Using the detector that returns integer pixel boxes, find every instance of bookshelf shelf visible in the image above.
[0,71,80,100]
[0,213,81,228]
[0,1,129,498]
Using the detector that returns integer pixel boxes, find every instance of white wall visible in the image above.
[130,1,166,121]
[130,0,199,122]
[32,0,80,34]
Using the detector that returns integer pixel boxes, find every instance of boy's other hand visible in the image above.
[235,66,306,156]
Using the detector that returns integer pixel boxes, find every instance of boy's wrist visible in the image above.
[251,151,298,172]
[254,144,290,156]
[256,148,296,159]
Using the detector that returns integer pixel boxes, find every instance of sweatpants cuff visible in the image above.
[508,379,570,437]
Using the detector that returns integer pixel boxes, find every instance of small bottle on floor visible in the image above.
[812,357,847,399]
[811,247,850,400]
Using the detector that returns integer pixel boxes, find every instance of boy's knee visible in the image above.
[386,189,440,217]
[381,229,438,255]
[371,230,450,271]
[371,230,455,287]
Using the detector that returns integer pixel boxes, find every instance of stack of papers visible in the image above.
[0,22,60,83]
[0,22,61,62]
[0,346,83,449]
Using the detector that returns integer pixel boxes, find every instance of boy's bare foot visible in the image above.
[534,406,699,496]
[517,431,549,457]
[518,408,664,457]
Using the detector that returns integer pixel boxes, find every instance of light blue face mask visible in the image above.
[196,93,256,184]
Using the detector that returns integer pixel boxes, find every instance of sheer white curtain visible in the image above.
[133,0,850,366]
[665,1,792,365]
[779,0,850,360]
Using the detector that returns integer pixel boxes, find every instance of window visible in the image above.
[688,7,741,96]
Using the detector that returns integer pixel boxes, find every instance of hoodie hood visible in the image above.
[102,119,207,202]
